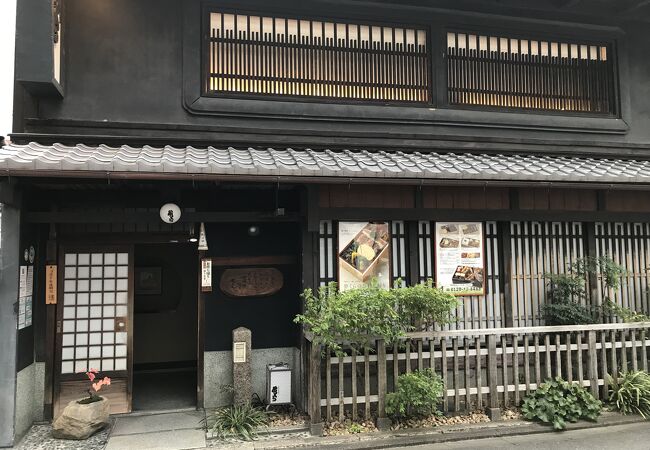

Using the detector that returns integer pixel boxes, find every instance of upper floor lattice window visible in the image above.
[446,32,615,115]
[206,12,430,103]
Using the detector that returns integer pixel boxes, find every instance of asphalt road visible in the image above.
[391,422,650,450]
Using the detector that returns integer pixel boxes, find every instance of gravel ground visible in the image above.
[13,423,111,450]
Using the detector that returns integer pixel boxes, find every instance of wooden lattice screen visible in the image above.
[446,31,615,114]
[207,12,430,102]
[509,222,585,327]
[595,223,650,317]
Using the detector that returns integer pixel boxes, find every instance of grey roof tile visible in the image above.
[2,142,650,185]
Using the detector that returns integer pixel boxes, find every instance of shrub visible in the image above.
[521,377,602,430]
[385,369,444,418]
[393,279,459,330]
[542,255,627,326]
[204,404,269,441]
[602,300,650,323]
[294,280,458,355]
[607,371,650,418]
[294,281,402,354]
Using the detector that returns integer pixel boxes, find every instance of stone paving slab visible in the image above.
[105,428,206,450]
[111,410,205,436]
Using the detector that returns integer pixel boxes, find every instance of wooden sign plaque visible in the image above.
[220,268,283,297]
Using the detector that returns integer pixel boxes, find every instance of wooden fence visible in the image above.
[307,322,650,432]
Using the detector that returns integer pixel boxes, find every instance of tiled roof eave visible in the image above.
[1,143,650,186]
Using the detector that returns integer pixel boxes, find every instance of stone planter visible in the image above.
[52,396,110,440]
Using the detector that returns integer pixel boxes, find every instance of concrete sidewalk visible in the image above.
[105,410,206,450]
[392,421,650,450]
[221,412,645,450]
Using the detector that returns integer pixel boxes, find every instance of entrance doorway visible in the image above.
[132,243,198,411]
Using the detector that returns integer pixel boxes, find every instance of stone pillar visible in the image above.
[0,203,21,446]
[232,327,252,406]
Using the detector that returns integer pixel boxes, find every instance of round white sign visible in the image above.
[160,203,181,224]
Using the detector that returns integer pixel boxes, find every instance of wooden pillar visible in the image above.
[308,341,323,436]
[587,331,599,398]
[486,334,501,420]
[43,222,57,421]
[584,223,600,316]
[499,222,515,327]
[196,249,206,409]
[407,222,420,286]
[376,339,391,430]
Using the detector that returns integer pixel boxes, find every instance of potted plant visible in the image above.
[52,369,112,440]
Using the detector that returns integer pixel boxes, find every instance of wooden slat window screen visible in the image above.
[207,12,430,103]
[509,222,585,327]
[595,223,650,318]
[446,31,615,114]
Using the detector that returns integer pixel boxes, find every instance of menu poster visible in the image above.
[338,222,391,291]
[435,222,485,296]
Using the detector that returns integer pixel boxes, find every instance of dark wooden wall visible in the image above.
[10,0,650,157]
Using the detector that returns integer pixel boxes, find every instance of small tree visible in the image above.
[543,255,627,326]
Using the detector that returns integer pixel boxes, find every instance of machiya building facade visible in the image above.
[3,0,650,445]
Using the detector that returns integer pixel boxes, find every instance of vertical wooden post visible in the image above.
[43,222,57,421]
[196,250,206,409]
[308,341,323,436]
[376,339,391,430]
[486,334,501,420]
[407,221,420,287]
[587,331,599,398]
[499,222,515,328]
[584,223,600,316]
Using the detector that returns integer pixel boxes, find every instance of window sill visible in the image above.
[184,95,629,135]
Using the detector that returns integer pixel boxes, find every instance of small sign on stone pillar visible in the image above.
[232,327,252,406]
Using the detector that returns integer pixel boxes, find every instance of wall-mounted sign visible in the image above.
[159,203,181,224]
[18,265,33,329]
[198,222,209,251]
[46,265,58,305]
[220,268,283,297]
[233,341,247,363]
[435,222,485,296]
[338,222,391,291]
[201,258,212,293]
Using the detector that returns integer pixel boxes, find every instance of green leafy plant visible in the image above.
[521,377,602,430]
[542,273,595,325]
[347,423,364,434]
[607,371,650,418]
[393,278,460,330]
[385,369,444,418]
[601,300,650,323]
[294,281,401,354]
[203,404,269,441]
[543,256,627,326]
[295,280,458,355]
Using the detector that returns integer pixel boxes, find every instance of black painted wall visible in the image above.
[203,222,301,352]
[10,0,650,157]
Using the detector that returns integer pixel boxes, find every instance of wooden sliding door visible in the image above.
[54,246,134,417]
